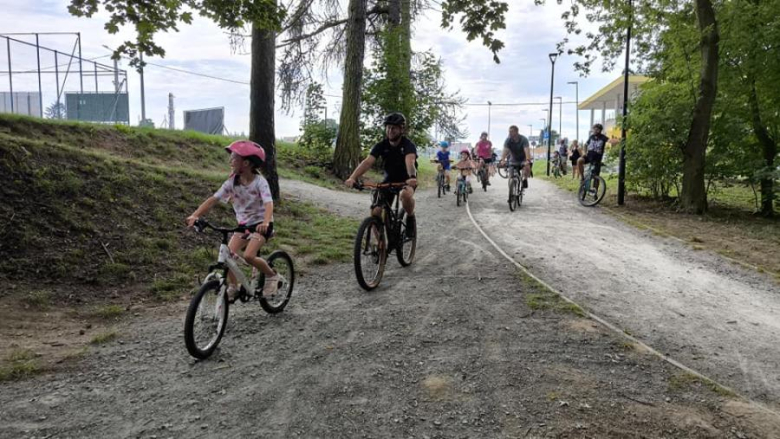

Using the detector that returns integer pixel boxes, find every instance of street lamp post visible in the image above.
[618,0,633,206]
[546,53,558,176]
[567,81,579,142]
[487,101,492,141]
[139,52,146,123]
[527,124,533,137]
[555,96,563,140]
[539,118,546,157]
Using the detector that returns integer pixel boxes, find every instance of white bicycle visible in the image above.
[184,218,295,359]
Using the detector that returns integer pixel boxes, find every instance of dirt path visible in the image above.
[2,181,779,438]
[469,177,780,408]
[280,178,365,219]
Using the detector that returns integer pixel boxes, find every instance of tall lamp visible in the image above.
[546,53,558,176]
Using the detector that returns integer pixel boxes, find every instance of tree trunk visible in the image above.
[400,0,412,75]
[389,0,401,25]
[333,0,367,179]
[748,80,777,217]
[680,0,719,214]
[250,20,280,200]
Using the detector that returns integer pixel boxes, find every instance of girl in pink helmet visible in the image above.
[186,140,279,298]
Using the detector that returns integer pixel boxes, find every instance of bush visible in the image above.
[619,81,690,199]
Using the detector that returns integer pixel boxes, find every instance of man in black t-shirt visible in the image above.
[346,112,418,236]
[577,123,609,179]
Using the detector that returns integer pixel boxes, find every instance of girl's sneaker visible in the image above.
[226,285,239,301]
[263,274,280,297]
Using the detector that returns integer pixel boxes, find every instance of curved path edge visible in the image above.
[465,198,780,420]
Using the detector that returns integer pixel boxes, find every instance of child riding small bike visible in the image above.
[454,149,476,194]
[431,141,452,191]
[186,140,279,300]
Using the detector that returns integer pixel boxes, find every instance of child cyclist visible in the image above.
[431,140,452,190]
[454,149,476,193]
[186,140,278,299]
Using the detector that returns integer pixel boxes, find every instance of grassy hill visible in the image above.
[0,115,357,303]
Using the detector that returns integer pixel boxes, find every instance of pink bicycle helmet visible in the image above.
[460,149,471,158]
[226,140,265,166]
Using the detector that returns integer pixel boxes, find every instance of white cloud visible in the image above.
[1,0,624,143]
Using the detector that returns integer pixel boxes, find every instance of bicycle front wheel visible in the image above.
[396,209,416,267]
[184,279,228,360]
[456,187,462,206]
[354,217,386,291]
[508,179,518,211]
[258,251,295,314]
[578,175,606,207]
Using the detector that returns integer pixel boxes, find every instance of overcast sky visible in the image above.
[0,0,621,144]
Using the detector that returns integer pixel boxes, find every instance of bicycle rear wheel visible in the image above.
[354,217,386,291]
[578,175,606,207]
[258,251,295,314]
[396,209,416,267]
[184,279,228,359]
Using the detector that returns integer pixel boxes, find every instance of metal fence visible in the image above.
[0,32,129,123]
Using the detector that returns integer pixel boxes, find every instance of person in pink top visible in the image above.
[186,140,279,299]
[474,132,495,185]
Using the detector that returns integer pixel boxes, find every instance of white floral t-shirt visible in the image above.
[214,174,273,225]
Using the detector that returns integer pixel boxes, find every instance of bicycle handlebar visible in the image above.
[353,181,408,191]
[194,218,248,235]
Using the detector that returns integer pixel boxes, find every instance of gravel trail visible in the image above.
[1,180,778,438]
[469,176,780,408]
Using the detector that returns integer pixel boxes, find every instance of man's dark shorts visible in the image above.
[584,151,603,175]
[372,182,415,209]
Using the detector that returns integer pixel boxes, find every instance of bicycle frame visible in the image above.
[583,163,597,191]
[196,220,267,296]
[376,190,403,247]
[212,243,255,293]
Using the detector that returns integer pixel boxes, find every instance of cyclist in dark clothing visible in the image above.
[345,112,418,237]
[498,125,532,189]
[577,123,609,180]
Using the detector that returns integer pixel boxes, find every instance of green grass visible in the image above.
[668,371,736,397]
[1,116,362,302]
[536,158,771,213]
[516,270,586,317]
[90,330,118,345]
[21,290,52,309]
[0,348,42,382]
[92,305,125,319]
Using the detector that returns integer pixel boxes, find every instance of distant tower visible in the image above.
[168,93,175,130]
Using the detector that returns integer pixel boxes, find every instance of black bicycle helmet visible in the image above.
[593,123,604,131]
[383,112,406,127]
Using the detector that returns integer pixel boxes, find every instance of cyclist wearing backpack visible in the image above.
[577,124,609,180]
[345,112,418,238]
